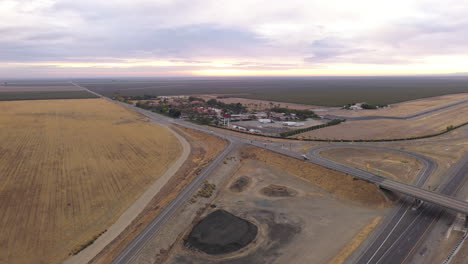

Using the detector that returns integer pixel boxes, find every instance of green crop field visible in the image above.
[0,91,98,101]
[78,76,468,106]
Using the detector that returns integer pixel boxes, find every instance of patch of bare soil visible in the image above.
[88,126,228,264]
[260,184,297,197]
[164,146,389,264]
[241,146,392,208]
[298,103,468,140]
[184,210,258,255]
[325,93,468,118]
[229,176,251,192]
[319,148,423,184]
[355,124,468,190]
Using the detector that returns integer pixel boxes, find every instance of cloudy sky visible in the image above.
[1,0,468,78]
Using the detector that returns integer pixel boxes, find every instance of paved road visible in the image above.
[109,98,468,264]
[259,143,468,214]
[111,138,238,264]
[72,82,468,264]
[302,145,468,264]
[354,154,468,264]
[322,99,468,121]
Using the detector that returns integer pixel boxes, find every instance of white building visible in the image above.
[349,103,363,110]
[258,119,272,124]
[282,122,304,127]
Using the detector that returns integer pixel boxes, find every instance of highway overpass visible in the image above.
[262,146,468,215]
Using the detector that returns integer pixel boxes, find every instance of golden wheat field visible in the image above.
[0,99,182,264]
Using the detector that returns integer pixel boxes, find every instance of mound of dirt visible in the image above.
[185,210,258,255]
[261,184,297,197]
[229,176,250,192]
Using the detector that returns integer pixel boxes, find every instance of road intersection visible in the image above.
[71,83,468,264]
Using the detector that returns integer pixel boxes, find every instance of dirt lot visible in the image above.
[242,147,393,207]
[324,93,468,118]
[297,103,468,140]
[0,99,182,264]
[88,125,228,264]
[197,94,321,111]
[320,148,423,184]
[162,146,392,264]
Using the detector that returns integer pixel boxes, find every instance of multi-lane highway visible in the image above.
[355,154,468,264]
[262,143,468,214]
[71,82,468,264]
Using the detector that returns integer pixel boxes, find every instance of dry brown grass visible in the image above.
[240,146,392,208]
[320,148,423,184]
[326,93,468,118]
[327,216,383,264]
[0,99,182,264]
[89,125,228,264]
[298,103,468,140]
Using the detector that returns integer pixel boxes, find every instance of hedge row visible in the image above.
[279,119,345,137]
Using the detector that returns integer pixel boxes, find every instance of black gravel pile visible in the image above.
[185,210,258,255]
[229,176,250,192]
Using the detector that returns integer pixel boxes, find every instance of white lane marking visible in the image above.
[365,209,409,264]
[374,209,425,264]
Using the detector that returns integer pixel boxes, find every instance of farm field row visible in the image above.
[294,103,468,140]
[0,84,97,101]
[79,76,468,106]
[0,99,181,264]
[324,93,468,118]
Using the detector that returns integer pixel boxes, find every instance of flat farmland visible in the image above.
[324,93,468,118]
[79,76,468,106]
[0,84,97,101]
[295,103,468,140]
[0,85,84,92]
[0,99,182,264]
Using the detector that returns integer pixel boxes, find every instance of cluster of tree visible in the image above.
[112,93,132,104]
[188,96,205,102]
[206,99,247,114]
[127,94,157,100]
[135,101,181,118]
[134,98,221,122]
[269,107,319,120]
[342,103,354,109]
[361,103,387,109]
[279,119,345,137]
